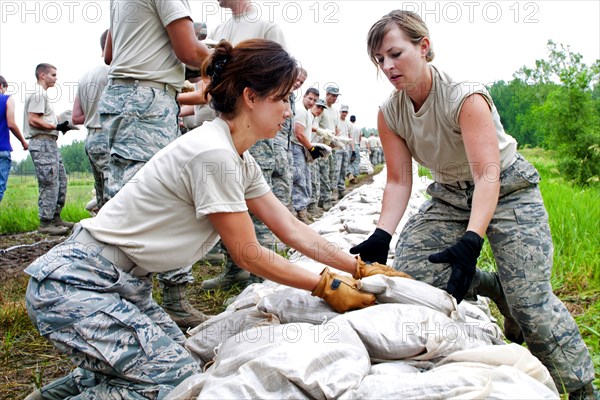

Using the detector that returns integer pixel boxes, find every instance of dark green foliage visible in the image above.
[490,40,599,185]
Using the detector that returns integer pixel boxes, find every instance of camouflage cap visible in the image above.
[325,86,341,95]
[315,98,327,107]
[340,104,349,112]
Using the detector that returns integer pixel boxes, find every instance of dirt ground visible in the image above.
[0,232,66,280]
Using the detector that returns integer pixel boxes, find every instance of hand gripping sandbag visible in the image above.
[353,256,413,280]
[312,267,376,313]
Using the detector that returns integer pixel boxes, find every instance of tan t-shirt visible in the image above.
[318,105,339,132]
[381,66,517,183]
[338,118,351,139]
[81,118,271,272]
[291,106,314,146]
[108,0,192,91]
[77,63,109,129]
[23,83,57,139]
[208,5,287,49]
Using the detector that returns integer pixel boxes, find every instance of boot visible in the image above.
[569,383,599,400]
[475,270,524,344]
[53,215,75,229]
[200,264,251,291]
[296,209,312,224]
[38,219,69,236]
[307,202,319,214]
[330,190,338,201]
[338,189,346,199]
[162,283,211,330]
[24,373,80,400]
[321,199,332,211]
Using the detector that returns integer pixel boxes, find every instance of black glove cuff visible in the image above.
[462,231,484,251]
[373,228,392,244]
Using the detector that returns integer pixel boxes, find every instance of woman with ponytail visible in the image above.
[23,39,401,399]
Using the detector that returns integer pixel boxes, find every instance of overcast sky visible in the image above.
[1,0,599,162]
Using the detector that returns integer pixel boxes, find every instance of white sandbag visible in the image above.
[165,372,208,400]
[369,361,421,375]
[185,307,280,364]
[360,274,457,317]
[257,287,339,325]
[436,343,558,395]
[457,297,505,342]
[343,217,380,235]
[333,304,491,363]
[340,363,559,400]
[197,323,370,400]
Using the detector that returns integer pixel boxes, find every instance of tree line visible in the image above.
[12,41,599,185]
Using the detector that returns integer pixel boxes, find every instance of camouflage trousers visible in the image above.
[349,146,360,177]
[318,156,331,202]
[24,228,201,399]
[370,147,382,165]
[29,137,67,221]
[98,84,180,203]
[98,84,189,286]
[291,143,311,212]
[334,147,350,192]
[328,150,340,194]
[309,161,320,207]
[85,128,109,209]
[392,154,594,393]
[272,133,293,209]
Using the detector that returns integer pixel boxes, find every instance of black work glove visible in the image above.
[55,121,70,133]
[309,146,327,160]
[349,228,392,264]
[428,231,484,304]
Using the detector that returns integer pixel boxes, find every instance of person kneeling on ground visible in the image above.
[23,39,409,400]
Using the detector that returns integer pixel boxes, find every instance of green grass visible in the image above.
[0,174,93,234]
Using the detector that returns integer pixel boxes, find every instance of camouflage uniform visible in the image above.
[309,161,320,209]
[334,147,350,192]
[272,93,295,209]
[98,84,180,203]
[318,157,331,203]
[98,84,192,288]
[392,154,595,393]
[24,226,201,398]
[28,137,67,221]
[328,149,339,195]
[84,128,109,209]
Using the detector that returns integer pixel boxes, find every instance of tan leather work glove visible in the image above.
[312,268,376,313]
[353,256,413,280]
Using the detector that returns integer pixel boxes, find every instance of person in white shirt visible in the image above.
[25,39,401,400]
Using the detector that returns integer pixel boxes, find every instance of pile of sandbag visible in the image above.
[167,167,559,400]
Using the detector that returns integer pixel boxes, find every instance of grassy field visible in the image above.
[0,150,598,397]
[0,172,93,234]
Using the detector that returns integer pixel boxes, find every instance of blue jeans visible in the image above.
[0,150,12,202]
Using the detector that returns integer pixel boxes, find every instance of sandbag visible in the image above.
[196,323,370,400]
[361,274,457,317]
[257,287,339,324]
[185,307,280,364]
[333,304,491,363]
